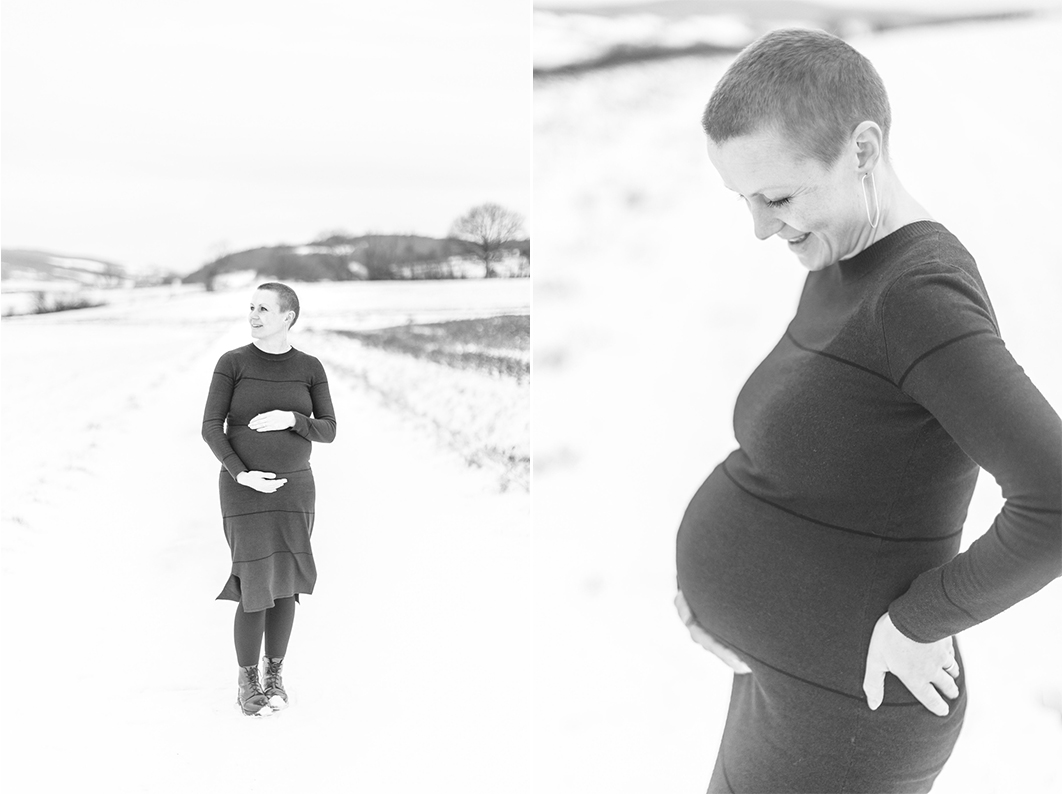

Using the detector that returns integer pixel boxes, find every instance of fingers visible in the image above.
[862,643,887,710]
[249,412,284,431]
[674,591,693,626]
[911,682,950,717]
[242,472,286,493]
[943,658,960,679]
[862,667,885,711]
[727,656,752,675]
[862,664,957,714]
[689,625,752,674]
[249,410,296,431]
[932,668,960,701]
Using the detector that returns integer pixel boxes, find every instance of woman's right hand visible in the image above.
[675,590,752,675]
[236,470,287,493]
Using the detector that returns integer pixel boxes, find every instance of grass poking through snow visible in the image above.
[330,315,530,381]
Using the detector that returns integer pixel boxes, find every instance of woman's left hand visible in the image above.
[249,410,296,432]
[863,611,960,717]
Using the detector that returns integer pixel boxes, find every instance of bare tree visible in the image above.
[449,203,524,278]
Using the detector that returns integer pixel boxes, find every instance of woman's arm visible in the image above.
[290,357,336,443]
[201,354,249,480]
[882,264,1061,642]
[862,262,1060,715]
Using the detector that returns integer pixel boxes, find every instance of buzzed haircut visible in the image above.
[257,282,301,329]
[702,28,891,166]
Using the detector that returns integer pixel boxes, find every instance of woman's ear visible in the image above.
[852,121,883,174]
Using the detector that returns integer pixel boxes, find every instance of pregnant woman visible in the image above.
[675,29,1061,792]
[202,282,337,716]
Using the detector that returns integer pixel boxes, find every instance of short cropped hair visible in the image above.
[702,28,891,166]
[257,282,300,329]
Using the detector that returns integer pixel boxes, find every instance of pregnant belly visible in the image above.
[228,426,312,473]
[676,464,950,696]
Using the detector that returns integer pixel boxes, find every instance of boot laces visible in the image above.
[265,658,284,690]
[243,665,265,696]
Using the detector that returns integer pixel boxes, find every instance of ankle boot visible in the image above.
[263,656,288,709]
[237,664,271,716]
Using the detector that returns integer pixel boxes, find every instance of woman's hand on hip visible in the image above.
[675,591,751,674]
[236,470,288,493]
[863,611,960,717]
[249,410,296,432]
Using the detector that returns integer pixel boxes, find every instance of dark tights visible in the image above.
[234,597,297,667]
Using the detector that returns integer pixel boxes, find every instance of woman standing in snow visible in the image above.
[674,28,1061,792]
[202,282,336,716]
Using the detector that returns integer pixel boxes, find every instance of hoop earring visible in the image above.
[861,172,880,229]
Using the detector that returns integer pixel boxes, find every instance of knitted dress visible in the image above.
[676,222,1061,793]
[202,343,337,613]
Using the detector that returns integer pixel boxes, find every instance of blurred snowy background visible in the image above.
[2,2,529,792]
[533,2,1062,793]
[536,0,1062,73]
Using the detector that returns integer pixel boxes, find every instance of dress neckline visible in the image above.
[837,220,945,281]
[247,343,298,361]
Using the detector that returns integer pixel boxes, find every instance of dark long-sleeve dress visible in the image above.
[202,343,337,613]
[676,221,1061,793]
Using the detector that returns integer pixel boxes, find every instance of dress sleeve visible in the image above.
[881,263,1062,643]
[291,356,336,443]
[201,353,249,480]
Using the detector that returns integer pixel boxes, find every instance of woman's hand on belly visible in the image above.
[235,470,288,493]
[863,612,961,716]
[249,410,296,432]
[675,591,751,674]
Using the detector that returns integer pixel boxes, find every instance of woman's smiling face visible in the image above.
[706,129,870,272]
[249,289,292,339]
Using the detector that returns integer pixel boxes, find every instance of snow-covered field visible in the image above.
[533,14,1062,794]
[533,0,1062,72]
[0,279,530,792]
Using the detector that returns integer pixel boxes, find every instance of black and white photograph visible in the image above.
[533,0,1060,792]
[2,1,529,791]
[4,0,1062,793]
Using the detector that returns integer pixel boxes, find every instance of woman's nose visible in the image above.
[750,205,783,240]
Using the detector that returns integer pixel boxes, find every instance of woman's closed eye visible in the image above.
[735,194,792,209]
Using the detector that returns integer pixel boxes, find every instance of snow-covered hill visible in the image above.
[533,0,1057,73]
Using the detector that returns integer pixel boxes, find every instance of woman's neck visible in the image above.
[252,335,291,354]
[872,168,934,242]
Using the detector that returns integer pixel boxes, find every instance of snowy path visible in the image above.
[1,290,529,792]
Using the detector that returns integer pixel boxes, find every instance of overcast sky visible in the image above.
[1,0,530,274]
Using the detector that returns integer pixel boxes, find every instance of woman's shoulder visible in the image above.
[217,343,255,362]
[292,349,329,378]
[212,344,259,373]
[873,226,999,366]
[870,223,990,311]
[887,222,980,278]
